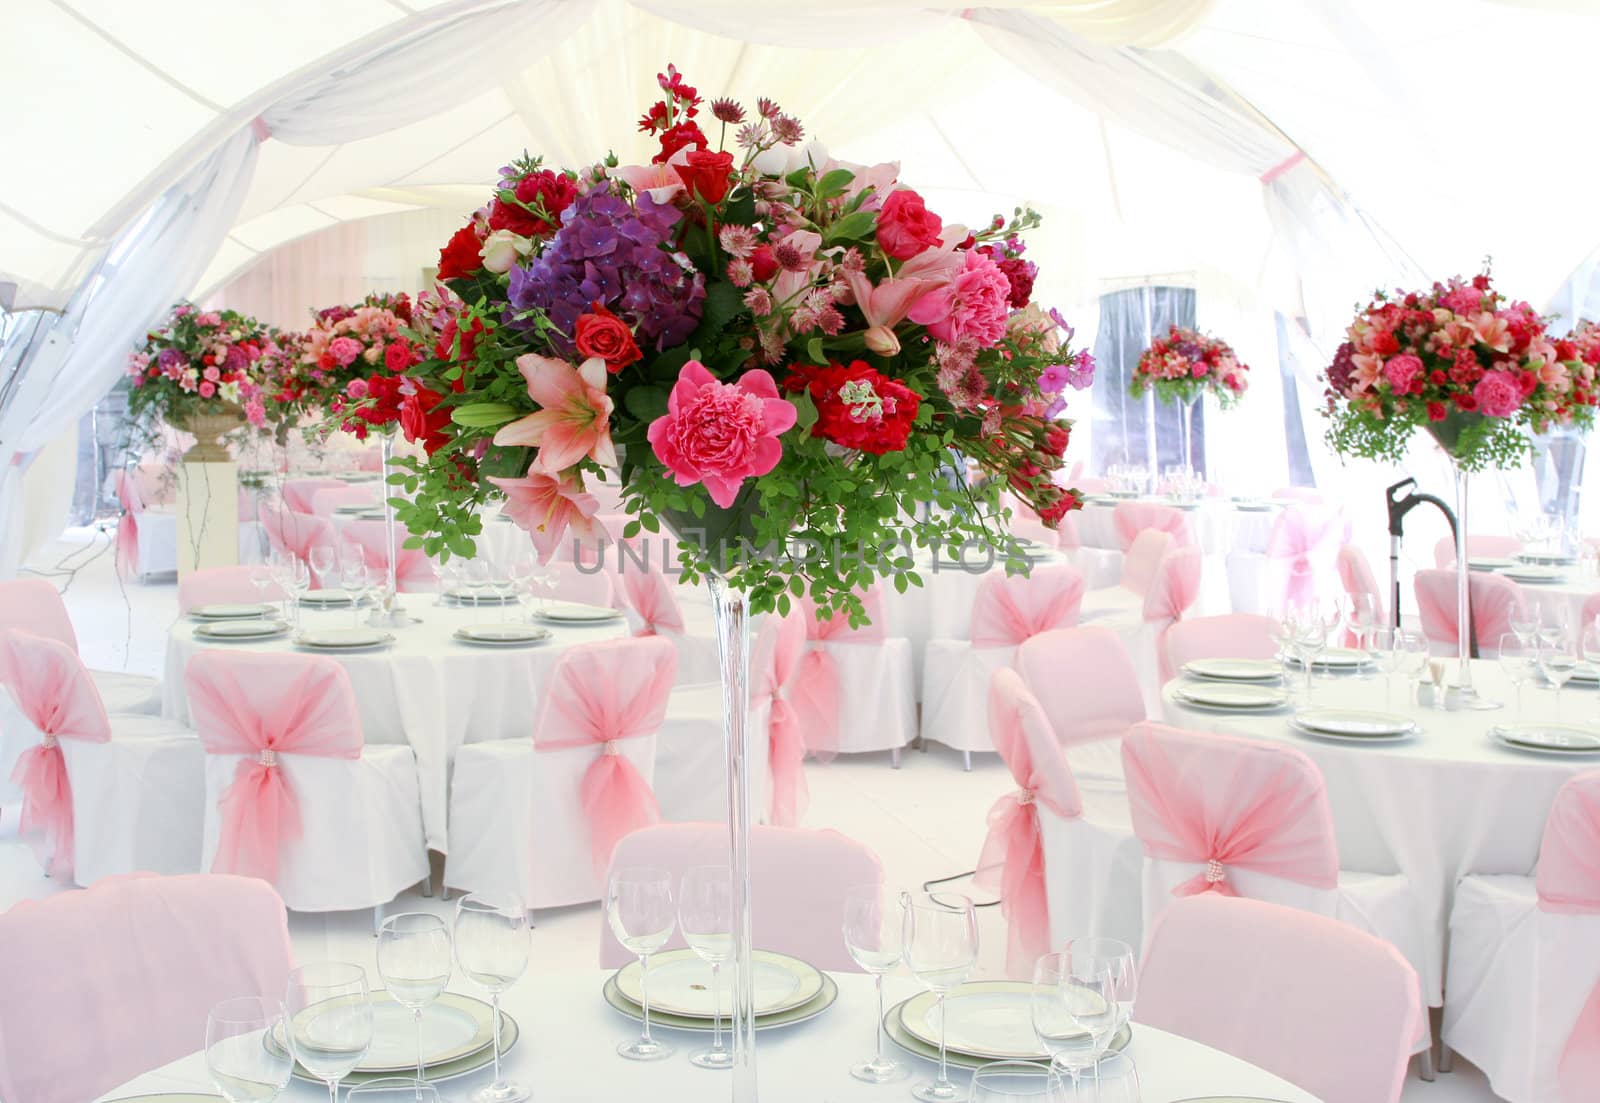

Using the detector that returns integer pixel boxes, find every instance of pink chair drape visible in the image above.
[1272,486,1325,504]
[0,630,111,875]
[0,579,78,649]
[177,566,286,614]
[1264,506,1343,612]
[1162,613,1278,678]
[620,567,685,637]
[113,469,144,579]
[1562,980,1600,1103]
[281,476,345,514]
[354,448,385,472]
[1144,546,1203,682]
[793,587,887,760]
[186,651,364,885]
[1017,627,1145,745]
[1121,721,1340,898]
[1055,510,1082,550]
[534,638,677,875]
[1414,569,1526,652]
[1337,544,1385,644]
[342,519,438,591]
[1536,770,1600,915]
[1112,501,1191,551]
[309,484,380,517]
[547,559,618,607]
[978,668,1084,976]
[751,615,808,826]
[259,509,335,575]
[1433,533,1522,569]
[970,565,1086,647]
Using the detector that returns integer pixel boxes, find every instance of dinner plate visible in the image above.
[1516,551,1576,567]
[1500,566,1566,584]
[453,624,551,646]
[884,987,1132,1069]
[294,628,394,650]
[1233,502,1277,512]
[333,503,375,515]
[1468,557,1517,572]
[336,473,380,483]
[443,584,518,604]
[1168,500,1202,511]
[280,1010,519,1087]
[194,619,290,641]
[615,948,823,1017]
[191,602,276,620]
[104,1096,219,1102]
[1286,647,1370,669]
[1182,658,1282,682]
[299,589,356,606]
[1171,1097,1294,1102]
[602,970,837,1032]
[1173,683,1289,711]
[1291,708,1415,741]
[274,991,496,1074]
[1569,663,1600,684]
[535,602,625,623]
[900,981,1054,1059]
[1491,723,1600,755]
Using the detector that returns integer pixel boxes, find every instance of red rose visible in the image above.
[674,149,735,205]
[437,224,483,280]
[1371,329,1400,356]
[574,303,643,372]
[749,245,779,283]
[1426,401,1448,421]
[877,189,943,260]
[383,340,413,373]
[1455,392,1479,412]
[399,385,452,455]
[1044,423,1071,456]
[1516,370,1539,398]
[1038,489,1081,525]
[654,121,707,164]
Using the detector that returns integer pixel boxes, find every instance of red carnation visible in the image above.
[1426,401,1448,421]
[674,148,735,204]
[654,121,707,164]
[489,170,577,237]
[783,360,920,455]
[437,224,483,280]
[980,247,1037,309]
[574,303,642,373]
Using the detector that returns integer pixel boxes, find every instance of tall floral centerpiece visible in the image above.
[1324,269,1598,703]
[367,65,1090,1098]
[126,304,276,461]
[1130,324,1247,473]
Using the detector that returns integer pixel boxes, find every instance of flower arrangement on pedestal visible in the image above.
[126,304,278,458]
[1131,324,1248,408]
[379,64,1092,623]
[298,292,429,439]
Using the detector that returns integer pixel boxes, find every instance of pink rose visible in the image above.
[346,378,370,400]
[1473,370,1522,418]
[1382,353,1424,393]
[203,365,221,382]
[198,381,216,397]
[329,336,363,367]
[647,361,798,508]
[877,189,944,260]
[906,250,1012,347]
[195,311,221,327]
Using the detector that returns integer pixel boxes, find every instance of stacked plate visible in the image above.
[294,628,394,652]
[1491,723,1600,756]
[442,584,518,605]
[1467,556,1517,572]
[1516,550,1576,567]
[1290,708,1416,743]
[194,619,290,642]
[272,991,515,1086]
[1181,658,1281,683]
[333,503,376,516]
[602,949,837,1031]
[336,472,380,484]
[453,623,551,648]
[1172,682,1288,712]
[299,589,357,608]
[1285,647,1372,672]
[536,602,625,624]
[883,981,1132,1070]
[1232,499,1279,513]
[1499,564,1566,585]
[190,602,276,621]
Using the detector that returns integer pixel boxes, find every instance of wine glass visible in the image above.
[1293,616,1328,703]
[339,562,371,629]
[842,883,910,1083]
[1538,631,1577,720]
[462,558,490,614]
[1499,633,1537,721]
[606,866,676,1060]
[1031,950,1120,1096]
[309,545,337,591]
[679,865,735,1070]
[970,1060,1070,1102]
[1370,627,1404,709]
[377,913,453,1098]
[454,893,530,1103]
[1062,1052,1142,1103]
[903,891,979,1102]
[284,962,374,1103]
[1065,937,1136,1079]
[205,996,292,1102]
[508,554,539,624]
[248,564,277,615]
[1399,630,1430,705]
[1510,605,1541,648]
[285,557,311,632]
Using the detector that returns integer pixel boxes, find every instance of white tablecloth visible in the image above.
[1160,661,1596,1004]
[1076,498,1278,557]
[1503,570,1600,634]
[163,603,630,852]
[97,970,1322,1103]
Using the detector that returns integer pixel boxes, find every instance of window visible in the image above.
[1089,286,1199,475]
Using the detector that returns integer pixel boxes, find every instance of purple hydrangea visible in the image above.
[155,348,186,372]
[507,183,705,354]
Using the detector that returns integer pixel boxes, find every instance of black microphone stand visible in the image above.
[1386,478,1475,657]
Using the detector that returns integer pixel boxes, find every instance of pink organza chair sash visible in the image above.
[1119,529,1174,596]
[1163,614,1278,677]
[978,668,1084,975]
[1336,544,1383,644]
[260,508,335,572]
[620,568,685,637]
[970,565,1086,647]
[1122,721,1340,898]
[1144,546,1203,682]
[1535,770,1600,914]
[0,579,78,649]
[793,587,887,759]
[1113,501,1191,551]
[309,484,379,517]
[281,477,344,514]
[1017,627,1145,745]
[1055,511,1082,550]
[178,566,286,615]
[186,651,364,885]
[752,615,809,826]
[1433,533,1522,569]
[342,519,438,591]
[0,630,111,874]
[1265,507,1342,611]
[1415,569,1526,651]
[113,469,144,578]
[533,637,676,874]
[1561,979,1600,1103]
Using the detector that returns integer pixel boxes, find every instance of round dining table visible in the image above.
[1160,659,1599,1006]
[1076,496,1280,557]
[1495,564,1599,634]
[96,970,1323,1103]
[163,599,630,853]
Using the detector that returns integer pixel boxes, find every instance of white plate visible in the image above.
[1287,647,1370,669]
[333,503,375,515]
[276,992,496,1075]
[1182,658,1282,682]
[453,624,551,646]
[191,602,276,620]
[336,473,380,483]
[900,981,1052,1060]
[1500,567,1566,584]
[1492,723,1600,755]
[444,584,518,603]
[1291,708,1416,740]
[294,628,394,650]
[1516,551,1576,567]
[1233,502,1276,512]
[1468,557,1517,571]
[535,602,624,623]
[614,949,823,1018]
[299,590,355,606]
[194,619,290,640]
[1174,683,1289,710]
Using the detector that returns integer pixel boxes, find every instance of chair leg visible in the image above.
[963,751,972,772]
[1438,1044,1454,1073]
[891,747,901,769]
[372,901,385,938]
[1417,1046,1435,1082]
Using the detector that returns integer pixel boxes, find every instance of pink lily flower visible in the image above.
[493,354,617,470]
[842,268,932,356]
[612,161,686,206]
[488,461,603,563]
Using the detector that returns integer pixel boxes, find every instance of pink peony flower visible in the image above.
[493,354,616,471]
[1382,353,1424,393]
[1473,370,1522,418]
[329,336,363,367]
[906,249,1012,347]
[647,361,797,508]
[488,461,603,563]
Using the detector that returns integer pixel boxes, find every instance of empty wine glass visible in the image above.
[1293,617,1328,703]
[462,558,491,614]
[309,545,337,591]
[842,883,909,1084]
[1066,937,1136,1080]
[206,996,292,1102]
[1499,633,1537,721]
[1399,630,1430,705]
[285,557,311,632]
[248,564,277,614]
[1062,1051,1142,1103]
[1539,633,1577,720]
[606,866,676,1061]
[679,865,735,1070]
[377,913,453,1099]
[970,1060,1070,1102]
[1031,950,1119,1097]
[1510,605,1541,648]
[1370,627,1403,709]
[903,891,979,1102]
[347,1081,441,1102]
[454,893,530,1103]
[285,962,374,1103]
[340,562,371,629]
[508,555,539,624]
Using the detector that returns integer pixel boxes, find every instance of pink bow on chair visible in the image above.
[792,588,886,760]
[620,569,685,637]
[1145,547,1203,682]
[1112,502,1191,551]
[186,652,363,885]
[977,668,1083,976]
[535,639,677,874]
[1266,507,1341,611]
[0,631,112,876]
[752,616,809,826]
[113,470,143,580]
[1122,722,1339,899]
[970,566,1085,648]
[1536,771,1600,915]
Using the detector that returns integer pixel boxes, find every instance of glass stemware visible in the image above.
[841,883,910,1084]
[1292,615,1328,704]
[309,545,337,592]
[206,996,292,1102]
[338,560,368,629]
[1062,1051,1142,1103]
[1399,630,1430,706]
[903,891,979,1102]
[1510,605,1541,648]
[377,913,453,1099]
[606,866,676,1061]
[462,558,490,614]
[249,564,277,615]
[454,894,530,1103]
[285,962,374,1103]
[1030,949,1120,1096]
[347,1081,441,1102]
[1499,633,1537,721]
[679,865,735,1070]
[285,557,311,632]
[1538,631,1577,720]
[1371,627,1403,709]
[970,1060,1070,1103]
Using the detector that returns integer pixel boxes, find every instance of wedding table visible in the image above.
[163,600,629,852]
[96,970,1322,1103]
[1497,567,1599,634]
[1076,496,1280,557]
[1160,660,1597,1005]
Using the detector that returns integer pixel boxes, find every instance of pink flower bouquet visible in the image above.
[1131,325,1248,408]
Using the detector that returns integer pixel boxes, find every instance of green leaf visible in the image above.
[785,167,812,190]
[477,445,530,478]
[815,168,855,199]
[791,391,819,433]
[824,209,877,245]
[624,385,670,423]
[806,337,826,365]
[450,402,519,428]
[696,280,745,342]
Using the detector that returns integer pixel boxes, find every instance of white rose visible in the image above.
[481,229,532,274]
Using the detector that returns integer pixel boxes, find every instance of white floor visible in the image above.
[4,526,1501,1102]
